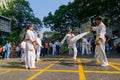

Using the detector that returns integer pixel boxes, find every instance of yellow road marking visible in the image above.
[77,58,86,80]
[84,70,120,74]
[38,62,54,64]
[80,58,91,61]
[1,68,120,75]
[27,58,64,80]
[109,62,120,71]
[0,70,12,75]
[0,68,120,75]
[46,70,78,73]
[38,62,78,64]
[110,62,120,66]
[46,70,120,74]
[0,68,42,72]
[0,57,120,78]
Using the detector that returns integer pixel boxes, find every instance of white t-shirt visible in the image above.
[21,41,26,49]
[16,47,19,51]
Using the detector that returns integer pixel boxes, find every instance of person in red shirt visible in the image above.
[0,45,3,58]
[45,41,49,55]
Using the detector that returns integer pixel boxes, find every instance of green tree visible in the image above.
[43,0,120,36]
[0,0,42,42]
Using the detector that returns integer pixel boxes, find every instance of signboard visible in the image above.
[0,15,11,32]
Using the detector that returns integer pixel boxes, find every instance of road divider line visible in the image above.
[77,58,86,80]
[27,58,64,80]
[46,70,78,73]
[110,62,120,66]
[109,62,120,71]
[80,58,91,61]
[85,70,120,74]
[0,70,12,75]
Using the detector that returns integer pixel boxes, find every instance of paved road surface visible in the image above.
[0,54,120,80]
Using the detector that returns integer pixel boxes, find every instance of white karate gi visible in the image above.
[92,22,108,66]
[88,40,92,55]
[82,38,89,55]
[25,29,36,68]
[20,41,26,63]
[61,32,89,60]
[52,43,56,55]
[36,37,42,61]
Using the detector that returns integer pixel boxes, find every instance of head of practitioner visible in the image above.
[88,16,103,31]
[37,34,41,38]
[28,25,34,31]
[95,16,103,26]
[67,29,72,34]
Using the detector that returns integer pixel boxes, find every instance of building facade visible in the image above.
[0,15,11,44]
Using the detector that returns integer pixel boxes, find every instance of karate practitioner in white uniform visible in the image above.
[20,39,26,64]
[61,29,89,62]
[36,34,43,61]
[25,25,37,69]
[89,16,109,66]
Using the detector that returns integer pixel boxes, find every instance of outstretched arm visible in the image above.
[88,25,98,31]
[61,34,69,44]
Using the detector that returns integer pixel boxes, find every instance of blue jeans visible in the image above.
[5,51,10,59]
[105,43,109,54]
[49,47,53,55]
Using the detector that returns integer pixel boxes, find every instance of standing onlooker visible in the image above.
[55,40,61,57]
[25,25,37,69]
[87,38,92,55]
[52,42,56,55]
[41,38,46,57]
[20,39,26,64]
[5,41,11,59]
[0,45,3,58]
[82,38,89,55]
[10,43,16,58]
[15,46,20,57]
[105,35,110,54]
[36,34,43,61]
[49,41,53,55]
[91,38,96,54]
[45,41,49,55]
[2,45,6,58]
[76,41,81,55]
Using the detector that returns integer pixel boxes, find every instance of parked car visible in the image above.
[116,42,120,53]
[113,37,120,53]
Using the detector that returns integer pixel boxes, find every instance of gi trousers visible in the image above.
[94,39,108,65]
[36,45,41,60]
[21,48,26,62]
[26,49,36,68]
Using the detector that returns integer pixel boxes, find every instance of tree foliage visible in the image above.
[43,0,120,35]
[0,0,42,42]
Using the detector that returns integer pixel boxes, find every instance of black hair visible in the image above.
[95,16,102,21]
[66,29,72,33]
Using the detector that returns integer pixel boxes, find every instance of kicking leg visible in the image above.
[70,32,89,43]
[73,45,78,62]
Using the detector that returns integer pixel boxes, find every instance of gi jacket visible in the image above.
[92,22,106,42]
[25,30,35,51]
